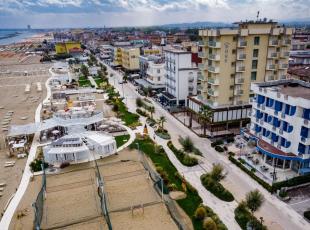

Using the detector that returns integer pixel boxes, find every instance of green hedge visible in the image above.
[136,108,148,117]
[215,145,225,152]
[272,174,310,191]
[228,156,273,192]
[167,141,198,167]
[200,174,234,202]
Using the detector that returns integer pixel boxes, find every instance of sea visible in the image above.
[0,29,37,45]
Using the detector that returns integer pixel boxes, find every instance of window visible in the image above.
[157,69,160,73]
[252,60,258,69]
[251,72,257,81]
[253,49,259,58]
[231,62,235,66]
[254,36,260,45]
[232,49,236,54]
[230,85,234,90]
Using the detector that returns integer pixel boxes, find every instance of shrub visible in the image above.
[112,104,119,112]
[214,145,224,152]
[226,137,235,143]
[193,148,203,156]
[304,210,310,221]
[194,206,206,220]
[228,152,235,156]
[167,141,198,167]
[136,108,148,117]
[179,136,194,152]
[136,97,143,107]
[211,140,224,147]
[210,164,225,182]
[201,174,234,202]
[30,159,48,172]
[167,183,178,191]
[203,217,217,230]
[223,146,228,151]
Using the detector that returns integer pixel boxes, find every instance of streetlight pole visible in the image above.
[259,217,264,229]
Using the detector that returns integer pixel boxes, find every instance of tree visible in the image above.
[158,116,166,130]
[199,105,213,136]
[149,106,155,119]
[245,189,264,227]
[80,64,89,77]
[136,97,143,107]
[203,217,217,230]
[209,163,225,182]
[194,206,206,220]
[180,136,194,152]
[245,189,264,215]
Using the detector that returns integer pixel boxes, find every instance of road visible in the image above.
[104,62,310,230]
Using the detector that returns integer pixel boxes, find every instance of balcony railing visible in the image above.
[282,39,291,46]
[234,89,244,96]
[207,88,218,96]
[237,53,246,60]
[208,66,220,73]
[208,78,219,85]
[266,75,275,81]
[208,53,220,61]
[198,63,207,70]
[198,52,207,58]
[238,41,247,47]
[235,78,244,84]
[198,40,208,46]
[236,66,245,72]
[279,63,288,69]
[208,41,221,48]
[197,72,204,81]
[269,40,278,46]
[267,64,276,70]
[280,51,290,58]
[268,52,278,58]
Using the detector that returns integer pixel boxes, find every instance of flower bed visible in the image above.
[167,141,198,167]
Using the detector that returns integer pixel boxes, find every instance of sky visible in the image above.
[0,0,309,28]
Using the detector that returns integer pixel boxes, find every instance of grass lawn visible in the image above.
[93,77,104,86]
[130,138,205,230]
[115,99,140,127]
[79,75,91,87]
[115,134,130,148]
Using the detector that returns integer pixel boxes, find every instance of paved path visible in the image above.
[103,62,310,230]
[0,74,52,230]
[88,76,98,88]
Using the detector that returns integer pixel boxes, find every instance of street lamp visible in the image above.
[259,217,264,229]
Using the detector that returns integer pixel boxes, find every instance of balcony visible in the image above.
[197,72,204,81]
[279,75,286,80]
[237,53,246,60]
[198,52,207,58]
[279,63,288,69]
[208,41,221,48]
[197,84,203,91]
[304,119,310,128]
[282,39,291,46]
[236,66,245,72]
[280,51,290,58]
[234,89,244,96]
[266,75,275,81]
[188,85,194,91]
[198,63,207,70]
[266,64,276,70]
[208,53,220,61]
[208,78,219,85]
[208,66,220,73]
[238,41,247,47]
[235,78,245,84]
[198,40,208,46]
[268,52,278,59]
[269,40,279,46]
[207,88,218,97]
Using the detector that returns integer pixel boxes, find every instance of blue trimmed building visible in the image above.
[248,80,310,175]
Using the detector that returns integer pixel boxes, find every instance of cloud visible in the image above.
[0,0,309,28]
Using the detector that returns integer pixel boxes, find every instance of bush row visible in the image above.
[167,141,198,167]
[200,174,234,202]
[136,108,148,117]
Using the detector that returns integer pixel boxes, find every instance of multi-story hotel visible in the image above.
[246,79,310,175]
[188,19,293,135]
[121,47,140,71]
[161,48,199,108]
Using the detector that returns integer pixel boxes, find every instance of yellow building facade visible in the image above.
[55,42,81,55]
[197,21,293,107]
[121,47,140,71]
[113,47,123,66]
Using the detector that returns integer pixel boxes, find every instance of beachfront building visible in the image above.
[121,47,140,72]
[187,19,293,135]
[49,62,77,85]
[246,79,310,175]
[55,41,82,55]
[161,48,199,108]
[43,132,116,164]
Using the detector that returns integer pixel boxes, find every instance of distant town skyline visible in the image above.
[0,0,309,29]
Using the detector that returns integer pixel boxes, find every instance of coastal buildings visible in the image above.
[55,41,82,55]
[247,79,310,175]
[161,48,199,108]
[188,19,293,135]
[121,47,140,71]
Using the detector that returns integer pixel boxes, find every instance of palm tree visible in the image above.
[149,106,155,119]
[246,189,264,227]
[158,116,166,130]
[199,105,213,136]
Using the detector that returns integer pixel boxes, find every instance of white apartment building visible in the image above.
[246,79,310,175]
[161,49,199,107]
[146,61,165,85]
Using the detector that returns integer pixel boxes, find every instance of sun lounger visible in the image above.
[25,84,31,93]
[4,164,14,168]
[0,183,6,187]
[37,82,42,92]
[0,188,4,192]
[0,192,3,197]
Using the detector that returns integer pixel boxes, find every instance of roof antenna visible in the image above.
[256,11,260,21]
